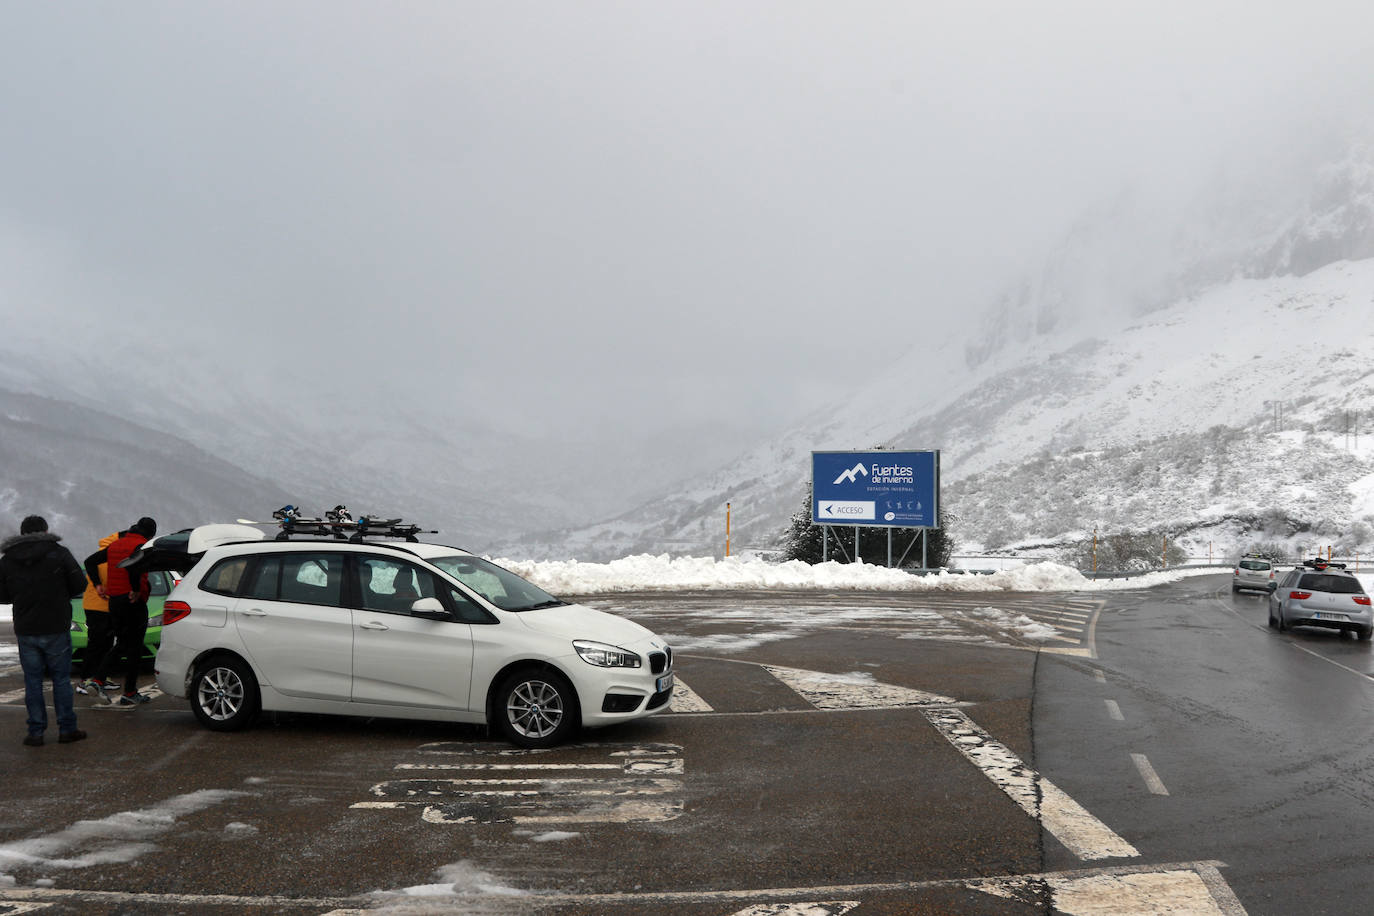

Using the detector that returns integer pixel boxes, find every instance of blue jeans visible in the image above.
[18,632,78,737]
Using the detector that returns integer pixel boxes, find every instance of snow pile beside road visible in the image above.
[0,560,1228,626]
[491,554,1214,595]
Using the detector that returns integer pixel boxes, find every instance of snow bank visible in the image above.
[0,561,1249,626]
[491,554,1219,595]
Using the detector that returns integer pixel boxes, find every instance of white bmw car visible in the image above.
[138,525,673,747]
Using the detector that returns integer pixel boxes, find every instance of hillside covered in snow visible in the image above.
[506,143,1374,562]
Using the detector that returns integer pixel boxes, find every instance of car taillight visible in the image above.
[1354,596,1372,606]
[1290,591,1312,600]
[1269,571,1275,580]
[162,600,192,625]
[1233,569,1240,576]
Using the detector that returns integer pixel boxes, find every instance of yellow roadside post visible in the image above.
[725,502,731,558]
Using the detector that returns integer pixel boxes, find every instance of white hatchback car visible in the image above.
[143,525,674,747]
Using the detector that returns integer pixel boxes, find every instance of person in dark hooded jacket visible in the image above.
[0,515,88,746]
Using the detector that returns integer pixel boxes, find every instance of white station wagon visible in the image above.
[137,524,674,747]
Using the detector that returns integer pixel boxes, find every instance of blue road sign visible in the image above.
[812,450,940,528]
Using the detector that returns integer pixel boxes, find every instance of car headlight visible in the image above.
[573,640,641,668]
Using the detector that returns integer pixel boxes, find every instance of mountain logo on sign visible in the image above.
[833,463,869,485]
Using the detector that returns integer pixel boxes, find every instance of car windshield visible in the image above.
[1298,573,1365,595]
[428,555,568,612]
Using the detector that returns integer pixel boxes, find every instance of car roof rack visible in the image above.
[269,505,437,543]
[1302,558,1348,571]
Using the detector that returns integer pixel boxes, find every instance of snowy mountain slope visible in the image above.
[507,141,1374,562]
[513,257,1374,562]
[0,336,742,547]
[0,388,298,548]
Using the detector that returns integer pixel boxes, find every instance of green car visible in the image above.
[69,571,179,663]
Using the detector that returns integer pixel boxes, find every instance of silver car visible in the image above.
[1233,556,1276,593]
[1268,561,1373,640]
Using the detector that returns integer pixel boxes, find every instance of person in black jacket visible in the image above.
[0,515,88,746]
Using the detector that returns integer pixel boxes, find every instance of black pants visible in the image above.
[81,610,116,681]
[94,595,148,695]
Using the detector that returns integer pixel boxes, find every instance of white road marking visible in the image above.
[0,687,28,703]
[1094,669,1107,683]
[924,709,1139,860]
[0,864,1246,914]
[357,744,685,825]
[1105,699,1124,721]
[764,665,957,708]
[969,863,1246,915]
[729,904,859,915]
[671,678,713,711]
[1131,753,1170,796]
[396,757,684,775]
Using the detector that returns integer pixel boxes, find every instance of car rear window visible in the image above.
[1298,573,1365,594]
[1239,560,1271,571]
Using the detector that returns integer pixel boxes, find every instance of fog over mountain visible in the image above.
[515,136,1374,561]
[4,4,1374,555]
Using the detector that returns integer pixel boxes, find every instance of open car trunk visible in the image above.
[119,523,266,576]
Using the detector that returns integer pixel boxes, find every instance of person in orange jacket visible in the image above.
[84,517,156,705]
[76,530,124,696]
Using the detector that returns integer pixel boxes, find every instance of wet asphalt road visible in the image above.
[2,575,1373,914]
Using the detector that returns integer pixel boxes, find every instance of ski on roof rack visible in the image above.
[1302,557,1348,571]
[267,505,436,543]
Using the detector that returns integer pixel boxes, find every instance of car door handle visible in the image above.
[358,621,389,631]
[240,608,267,617]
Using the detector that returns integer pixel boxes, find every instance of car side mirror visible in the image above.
[410,597,451,621]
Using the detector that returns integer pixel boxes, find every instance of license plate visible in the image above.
[1313,612,1347,621]
[656,673,674,693]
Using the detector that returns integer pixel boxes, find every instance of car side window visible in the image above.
[201,558,250,597]
[276,553,345,607]
[441,582,497,624]
[245,556,283,600]
[356,557,437,614]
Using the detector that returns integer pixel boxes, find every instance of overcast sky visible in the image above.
[4,2,1373,449]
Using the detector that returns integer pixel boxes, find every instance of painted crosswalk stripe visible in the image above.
[356,744,685,825]
[672,678,713,712]
[765,665,957,709]
[924,708,1139,861]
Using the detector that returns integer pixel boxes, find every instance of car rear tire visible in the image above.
[1267,604,1277,629]
[1360,627,1373,642]
[190,655,260,732]
[494,667,579,749]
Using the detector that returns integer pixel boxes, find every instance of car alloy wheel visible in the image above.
[192,656,260,732]
[496,669,577,748]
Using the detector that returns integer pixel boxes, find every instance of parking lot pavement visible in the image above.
[0,590,1248,914]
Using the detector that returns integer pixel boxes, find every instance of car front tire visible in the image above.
[191,655,260,732]
[494,667,579,749]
